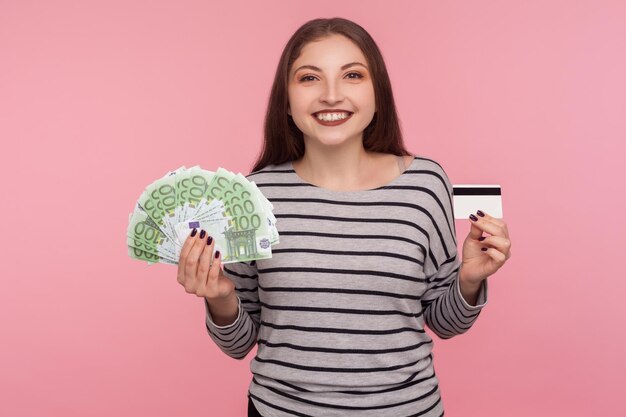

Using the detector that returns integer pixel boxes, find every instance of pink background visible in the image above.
[1,1,625,416]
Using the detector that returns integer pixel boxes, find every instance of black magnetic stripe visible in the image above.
[453,187,501,195]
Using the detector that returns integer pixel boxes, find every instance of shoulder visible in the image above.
[407,154,454,195]
[245,161,292,182]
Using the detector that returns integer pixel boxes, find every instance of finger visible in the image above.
[477,210,510,237]
[469,213,505,238]
[482,246,507,265]
[197,234,215,295]
[206,248,222,299]
[478,235,512,256]
[184,229,208,290]
[177,228,198,284]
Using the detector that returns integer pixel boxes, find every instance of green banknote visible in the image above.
[128,166,279,265]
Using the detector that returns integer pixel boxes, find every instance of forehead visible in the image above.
[292,34,367,71]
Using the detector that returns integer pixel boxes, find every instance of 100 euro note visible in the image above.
[128,165,279,265]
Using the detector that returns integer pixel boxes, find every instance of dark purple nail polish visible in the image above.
[470,214,478,222]
[477,210,485,217]
[199,230,206,239]
[215,250,220,259]
[481,247,488,251]
[479,236,485,241]
[207,236,213,245]
[190,228,197,237]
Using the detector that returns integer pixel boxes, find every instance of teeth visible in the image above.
[316,112,350,121]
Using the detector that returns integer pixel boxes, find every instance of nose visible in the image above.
[319,79,344,104]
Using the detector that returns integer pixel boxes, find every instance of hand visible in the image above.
[459,210,512,286]
[176,228,235,302]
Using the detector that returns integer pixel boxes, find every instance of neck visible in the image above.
[295,135,374,190]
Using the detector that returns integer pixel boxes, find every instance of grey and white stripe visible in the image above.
[204,155,488,417]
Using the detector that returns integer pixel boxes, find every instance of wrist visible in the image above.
[459,264,484,288]
[206,292,239,326]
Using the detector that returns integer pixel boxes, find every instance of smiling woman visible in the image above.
[194,16,510,417]
[287,37,376,154]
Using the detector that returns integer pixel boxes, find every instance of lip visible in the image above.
[312,112,353,126]
[312,109,353,116]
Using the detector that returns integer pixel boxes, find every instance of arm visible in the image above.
[421,167,488,339]
[422,254,488,339]
[203,260,261,359]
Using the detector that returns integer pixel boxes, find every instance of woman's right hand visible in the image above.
[177,228,235,302]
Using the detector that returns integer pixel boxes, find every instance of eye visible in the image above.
[346,72,363,79]
[299,75,317,82]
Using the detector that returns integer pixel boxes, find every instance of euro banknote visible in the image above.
[127,165,278,265]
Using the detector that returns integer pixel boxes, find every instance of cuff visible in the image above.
[454,276,488,311]
[204,295,242,330]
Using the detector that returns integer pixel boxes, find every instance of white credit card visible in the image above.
[453,184,503,219]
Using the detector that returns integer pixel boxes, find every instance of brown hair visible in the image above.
[250,17,411,173]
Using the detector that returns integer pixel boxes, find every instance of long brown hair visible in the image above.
[250,17,411,173]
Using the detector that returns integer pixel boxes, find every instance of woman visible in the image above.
[177,17,511,417]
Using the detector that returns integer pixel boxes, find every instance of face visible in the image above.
[287,34,376,148]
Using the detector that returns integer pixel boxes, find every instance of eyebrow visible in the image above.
[293,62,369,74]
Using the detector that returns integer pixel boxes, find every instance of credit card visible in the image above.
[452,185,503,219]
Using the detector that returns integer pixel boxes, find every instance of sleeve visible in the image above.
[421,165,488,340]
[203,260,261,359]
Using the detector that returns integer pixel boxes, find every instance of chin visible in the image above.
[308,132,363,147]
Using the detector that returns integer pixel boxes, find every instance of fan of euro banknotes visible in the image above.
[127,166,279,265]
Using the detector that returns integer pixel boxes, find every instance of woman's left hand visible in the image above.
[459,210,512,286]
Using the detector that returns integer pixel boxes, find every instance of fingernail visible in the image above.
[469,214,478,222]
[207,236,213,245]
[215,250,220,259]
[190,228,197,237]
[481,247,488,251]
[200,230,206,239]
[477,210,485,217]
[479,236,485,241]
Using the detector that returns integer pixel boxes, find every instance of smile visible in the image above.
[312,112,353,126]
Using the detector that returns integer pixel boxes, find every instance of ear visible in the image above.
[287,106,292,116]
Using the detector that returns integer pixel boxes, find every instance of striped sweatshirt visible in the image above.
[203,155,488,417]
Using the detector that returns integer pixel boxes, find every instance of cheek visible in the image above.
[350,85,376,109]
[288,91,311,114]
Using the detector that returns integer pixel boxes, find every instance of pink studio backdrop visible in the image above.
[1,1,625,416]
